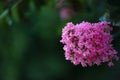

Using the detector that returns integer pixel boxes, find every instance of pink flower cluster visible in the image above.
[60,21,119,67]
[60,7,75,20]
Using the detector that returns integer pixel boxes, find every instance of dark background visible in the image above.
[0,0,120,80]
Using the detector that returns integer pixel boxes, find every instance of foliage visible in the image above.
[0,0,120,80]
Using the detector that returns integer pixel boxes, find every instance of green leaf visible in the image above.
[11,6,20,23]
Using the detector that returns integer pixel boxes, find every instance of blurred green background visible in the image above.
[0,0,120,80]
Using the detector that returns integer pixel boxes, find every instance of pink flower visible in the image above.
[60,21,119,67]
[108,62,114,67]
[60,7,75,20]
